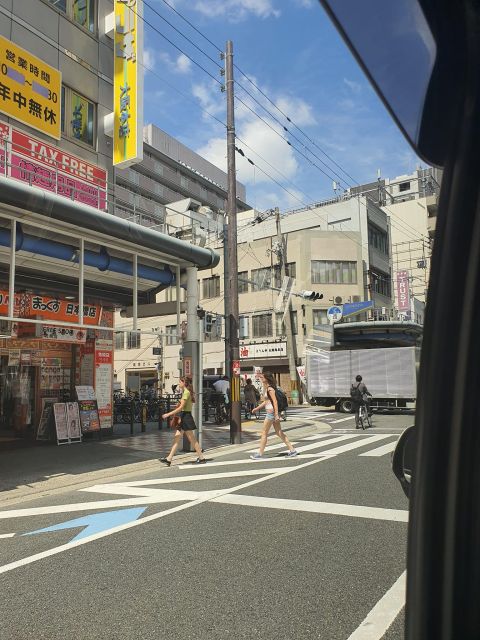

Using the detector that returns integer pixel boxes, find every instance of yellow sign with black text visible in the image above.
[113,0,143,168]
[0,36,61,140]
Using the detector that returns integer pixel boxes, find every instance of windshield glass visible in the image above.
[323,0,436,146]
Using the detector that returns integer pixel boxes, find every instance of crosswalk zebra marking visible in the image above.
[359,441,397,457]
[330,416,356,424]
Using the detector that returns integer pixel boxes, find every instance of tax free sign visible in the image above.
[114,0,143,168]
[0,36,61,139]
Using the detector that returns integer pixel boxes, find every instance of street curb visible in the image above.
[0,420,332,508]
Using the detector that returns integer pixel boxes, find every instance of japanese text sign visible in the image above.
[0,36,61,139]
[396,270,410,312]
[114,0,143,168]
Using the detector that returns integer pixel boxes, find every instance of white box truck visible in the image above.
[306,346,418,413]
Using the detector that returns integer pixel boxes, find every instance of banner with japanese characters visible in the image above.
[0,120,107,210]
[0,36,61,139]
[0,291,102,326]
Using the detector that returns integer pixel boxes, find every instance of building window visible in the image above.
[165,325,179,346]
[368,224,389,255]
[203,276,220,299]
[61,86,95,147]
[127,331,141,349]
[238,271,249,294]
[273,262,296,288]
[251,267,272,291]
[311,261,357,284]
[398,181,411,192]
[275,311,298,336]
[371,271,392,298]
[114,332,125,350]
[252,314,272,338]
[313,309,329,326]
[47,0,95,33]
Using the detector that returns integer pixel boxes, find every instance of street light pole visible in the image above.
[225,40,241,444]
[274,207,300,405]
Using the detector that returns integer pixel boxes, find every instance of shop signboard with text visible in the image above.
[0,36,61,139]
[0,291,102,326]
[396,270,411,312]
[240,342,287,359]
[0,120,107,210]
[95,339,113,429]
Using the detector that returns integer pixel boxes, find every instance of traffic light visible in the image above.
[301,291,324,301]
[205,313,214,334]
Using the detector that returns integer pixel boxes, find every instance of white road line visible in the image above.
[178,453,335,469]
[0,533,15,539]
[212,494,408,522]
[311,434,394,456]
[359,441,397,457]
[294,433,363,453]
[247,442,297,453]
[0,456,327,575]
[330,416,356,424]
[347,571,406,640]
[115,470,287,486]
[301,433,339,441]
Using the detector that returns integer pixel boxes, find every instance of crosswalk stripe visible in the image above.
[359,441,397,457]
[212,494,408,522]
[294,433,362,453]
[314,434,394,456]
[330,416,356,424]
[300,433,339,441]
[248,442,297,453]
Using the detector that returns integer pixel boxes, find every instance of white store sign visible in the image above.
[240,342,287,359]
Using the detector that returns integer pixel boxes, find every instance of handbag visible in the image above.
[169,415,181,429]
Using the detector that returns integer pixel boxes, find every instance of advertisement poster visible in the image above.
[78,399,100,433]
[75,385,96,401]
[79,342,95,386]
[40,325,87,343]
[8,349,20,367]
[95,340,113,429]
[66,402,82,440]
[36,398,57,441]
[53,403,69,441]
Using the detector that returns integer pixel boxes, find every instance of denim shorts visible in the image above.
[265,412,275,421]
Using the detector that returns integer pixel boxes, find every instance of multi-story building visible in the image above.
[349,167,442,311]
[115,194,394,395]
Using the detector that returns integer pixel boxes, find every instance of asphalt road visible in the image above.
[0,411,410,640]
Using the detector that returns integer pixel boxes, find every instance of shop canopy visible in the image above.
[0,176,220,330]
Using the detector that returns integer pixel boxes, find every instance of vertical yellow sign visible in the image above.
[114,0,143,168]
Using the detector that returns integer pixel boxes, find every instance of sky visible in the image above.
[142,0,425,212]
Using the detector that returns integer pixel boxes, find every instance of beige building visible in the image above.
[114,194,394,395]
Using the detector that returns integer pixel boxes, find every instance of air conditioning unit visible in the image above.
[352,295,361,303]
[335,296,343,304]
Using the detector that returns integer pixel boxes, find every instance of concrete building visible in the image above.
[115,194,394,396]
[349,167,442,313]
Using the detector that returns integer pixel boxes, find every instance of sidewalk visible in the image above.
[0,413,327,506]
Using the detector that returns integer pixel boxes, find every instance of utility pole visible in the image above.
[225,40,241,444]
[274,207,300,405]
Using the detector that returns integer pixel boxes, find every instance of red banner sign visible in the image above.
[0,291,102,325]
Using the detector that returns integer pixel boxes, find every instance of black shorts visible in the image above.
[180,412,196,431]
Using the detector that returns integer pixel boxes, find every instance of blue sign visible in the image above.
[327,306,343,323]
[342,301,374,317]
[24,507,147,543]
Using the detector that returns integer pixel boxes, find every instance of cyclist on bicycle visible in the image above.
[350,375,372,428]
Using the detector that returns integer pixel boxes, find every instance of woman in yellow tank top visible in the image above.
[160,376,205,466]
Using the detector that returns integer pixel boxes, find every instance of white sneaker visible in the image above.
[250,452,263,460]
[286,449,298,457]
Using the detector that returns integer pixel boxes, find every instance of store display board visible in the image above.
[95,339,113,430]
[76,386,100,433]
[53,402,82,445]
[36,398,57,441]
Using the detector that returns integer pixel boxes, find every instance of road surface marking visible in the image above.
[299,434,394,456]
[0,533,15,539]
[359,441,397,457]
[294,433,366,453]
[347,571,406,639]
[178,453,335,469]
[0,456,327,575]
[116,469,288,486]
[300,433,340,441]
[247,442,297,453]
[330,416,356,424]
[212,494,408,522]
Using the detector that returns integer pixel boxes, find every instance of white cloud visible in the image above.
[143,48,156,71]
[193,0,280,21]
[192,82,225,118]
[343,78,362,94]
[292,0,315,7]
[158,52,192,75]
[275,96,317,126]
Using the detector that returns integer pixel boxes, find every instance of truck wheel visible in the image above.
[338,398,353,413]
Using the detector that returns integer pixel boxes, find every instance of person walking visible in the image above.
[350,374,372,428]
[250,372,298,459]
[160,376,206,466]
[243,378,258,419]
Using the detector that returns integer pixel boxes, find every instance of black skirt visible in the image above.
[180,412,196,431]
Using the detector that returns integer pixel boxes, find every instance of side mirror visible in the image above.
[392,425,415,498]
